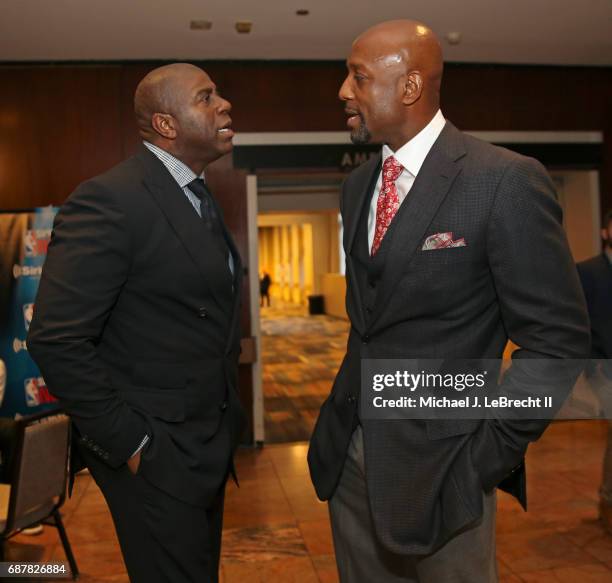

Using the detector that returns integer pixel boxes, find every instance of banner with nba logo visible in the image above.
[0,207,59,417]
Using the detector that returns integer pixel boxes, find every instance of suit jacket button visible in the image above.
[362,335,370,343]
[368,279,376,289]
[347,394,356,404]
[198,307,208,319]
[219,401,228,412]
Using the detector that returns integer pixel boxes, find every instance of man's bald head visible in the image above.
[134,63,205,140]
[132,63,234,173]
[339,20,444,150]
[354,20,443,102]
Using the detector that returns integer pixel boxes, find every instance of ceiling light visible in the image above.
[446,32,462,45]
[190,20,212,31]
[235,21,253,34]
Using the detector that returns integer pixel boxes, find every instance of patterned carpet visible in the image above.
[261,302,349,443]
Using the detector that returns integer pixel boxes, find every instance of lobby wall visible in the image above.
[0,61,610,213]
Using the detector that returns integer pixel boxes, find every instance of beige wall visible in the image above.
[322,274,348,320]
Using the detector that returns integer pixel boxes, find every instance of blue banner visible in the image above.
[0,207,59,417]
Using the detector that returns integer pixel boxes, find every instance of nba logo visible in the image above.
[23,230,37,257]
[24,377,42,407]
[23,303,34,331]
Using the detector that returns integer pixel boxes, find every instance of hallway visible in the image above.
[261,301,349,443]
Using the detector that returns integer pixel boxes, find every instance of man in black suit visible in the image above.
[28,63,245,583]
[577,209,612,533]
[308,20,590,582]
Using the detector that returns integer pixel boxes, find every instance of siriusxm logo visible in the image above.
[23,303,34,331]
[23,229,51,257]
[13,265,43,279]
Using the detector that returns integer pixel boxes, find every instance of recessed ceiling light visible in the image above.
[235,21,253,34]
[190,20,212,31]
[296,9,310,16]
[446,32,462,45]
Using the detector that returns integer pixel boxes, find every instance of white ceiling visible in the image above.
[1,0,611,65]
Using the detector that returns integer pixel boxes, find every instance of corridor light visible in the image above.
[235,21,253,34]
[190,20,212,31]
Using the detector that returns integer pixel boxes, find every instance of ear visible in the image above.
[401,71,423,106]
[151,113,177,140]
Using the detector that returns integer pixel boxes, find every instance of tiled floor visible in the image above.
[261,301,349,443]
[5,419,612,582]
[7,307,612,581]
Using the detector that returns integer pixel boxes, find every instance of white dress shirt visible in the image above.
[367,110,447,251]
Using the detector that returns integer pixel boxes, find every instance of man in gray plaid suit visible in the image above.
[309,20,590,582]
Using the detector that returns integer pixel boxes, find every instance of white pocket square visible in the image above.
[422,232,467,250]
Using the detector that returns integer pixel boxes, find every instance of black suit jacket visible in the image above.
[308,122,590,555]
[577,253,612,361]
[28,145,246,507]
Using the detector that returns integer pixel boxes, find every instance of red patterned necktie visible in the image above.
[371,155,403,255]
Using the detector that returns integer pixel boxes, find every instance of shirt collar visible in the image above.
[605,247,612,265]
[143,141,205,188]
[382,110,446,177]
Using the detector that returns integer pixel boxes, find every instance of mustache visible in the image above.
[344,108,362,118]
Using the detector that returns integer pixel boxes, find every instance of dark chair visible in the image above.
[0,410,79,579]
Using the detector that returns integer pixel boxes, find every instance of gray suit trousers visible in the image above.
[329,427,498,583]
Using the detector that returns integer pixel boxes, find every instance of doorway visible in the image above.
[249,174,350,443]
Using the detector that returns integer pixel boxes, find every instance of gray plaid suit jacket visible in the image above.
[308,121,590,555]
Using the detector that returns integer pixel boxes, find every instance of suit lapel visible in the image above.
[345,155,381,254]
[343,156,381,334]
[208,194,244,353]
[136,146,232,311]
[368,123,467,329]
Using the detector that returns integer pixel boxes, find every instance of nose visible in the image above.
[338,75,353,102]
[218,96,232,114]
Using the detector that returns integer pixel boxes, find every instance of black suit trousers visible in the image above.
[80,445,226,583]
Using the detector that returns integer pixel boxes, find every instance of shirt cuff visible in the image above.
[130,434,150,458]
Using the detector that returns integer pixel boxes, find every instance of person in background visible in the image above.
[260,271,271,307]
[577,208,612,534]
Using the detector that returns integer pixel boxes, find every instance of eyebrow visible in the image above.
[194,85,218,101]
[346,60,369,73]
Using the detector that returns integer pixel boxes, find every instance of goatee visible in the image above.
[350,116,372,145]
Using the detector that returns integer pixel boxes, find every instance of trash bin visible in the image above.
[308,295,325,315]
